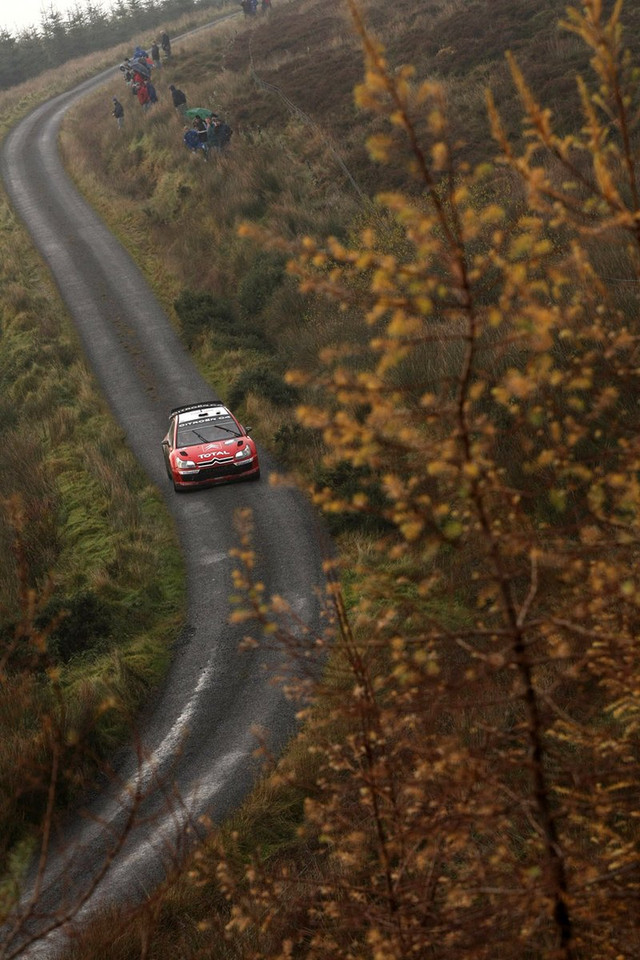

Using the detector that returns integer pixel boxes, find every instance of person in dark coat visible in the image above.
[147,80,158,105]
[207,117,233,151]
[169,84,187,115]
[150,41,161,69]
[161,32,171,59]
[218,120,232,147]
[112,97,124,129]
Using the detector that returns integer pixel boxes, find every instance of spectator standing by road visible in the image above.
[161,32,171,60]
[207,117,233,152]
[147,80,158,105]
[169,84,187,115]
[150,41,161,69]
[112,96,124,128]
[136,82,151,111]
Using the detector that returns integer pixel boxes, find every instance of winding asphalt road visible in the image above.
[0,33,327,959]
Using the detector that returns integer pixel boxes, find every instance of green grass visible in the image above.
[0,247,186,851]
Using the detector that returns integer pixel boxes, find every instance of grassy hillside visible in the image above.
[27,0,640,957]
[59,0,640,484]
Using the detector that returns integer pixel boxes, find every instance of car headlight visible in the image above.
[235,444,253,460]
[175,457,196,468]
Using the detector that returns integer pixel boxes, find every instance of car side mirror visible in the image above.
[244,426,252,435]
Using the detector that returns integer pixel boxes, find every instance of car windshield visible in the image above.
[177,415,240,447]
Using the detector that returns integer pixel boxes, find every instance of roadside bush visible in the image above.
[173,290,236,348]
[313,460,393,535]
[41,590,113,663]
[173,288,271,353]
[236,252,286,318]
[272,421,315,467]
[228,365,299,409]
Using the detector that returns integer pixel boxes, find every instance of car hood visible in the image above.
[176,438,247,462]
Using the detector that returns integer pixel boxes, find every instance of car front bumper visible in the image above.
[174,458,259,488]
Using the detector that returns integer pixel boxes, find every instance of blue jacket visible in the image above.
[183,129,204,151]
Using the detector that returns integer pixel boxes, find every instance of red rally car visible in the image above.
[162,401,260,491]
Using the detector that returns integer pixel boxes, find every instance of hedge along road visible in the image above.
[0,31,328,960]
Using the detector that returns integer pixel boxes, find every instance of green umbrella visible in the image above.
[185,107,213,120]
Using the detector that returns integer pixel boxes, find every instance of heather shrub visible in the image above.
[173,289,236,347]
[228,364,299,409]
[40,591,113,663]
[236,252,286,318]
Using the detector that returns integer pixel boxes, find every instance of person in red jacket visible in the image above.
[136,82,151,111]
